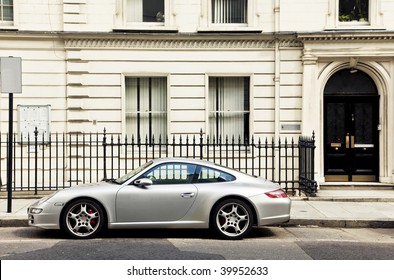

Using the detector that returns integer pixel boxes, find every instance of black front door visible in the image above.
[324,96,379,181]
[324,69,379,182]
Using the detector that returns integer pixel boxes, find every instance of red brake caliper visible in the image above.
[88,209,97,226]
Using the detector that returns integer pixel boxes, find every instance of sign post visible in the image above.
[0,57,22,213]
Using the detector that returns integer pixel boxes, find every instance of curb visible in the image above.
[0,219,28,227]
[2,218,393,228]
[285,219,394,228]
[290,196,394,202]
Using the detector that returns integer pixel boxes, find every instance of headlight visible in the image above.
[29,208,43,214]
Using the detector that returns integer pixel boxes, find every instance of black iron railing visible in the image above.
[0,128,316,195]
[298,132,317,196]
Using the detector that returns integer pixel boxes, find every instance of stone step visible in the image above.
[319,183,394,190]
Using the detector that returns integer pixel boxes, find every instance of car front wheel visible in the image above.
[61,199,105,239]
[212,199,253,240]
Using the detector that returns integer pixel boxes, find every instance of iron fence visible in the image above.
[0,129,317,196]
[299,133,317,196]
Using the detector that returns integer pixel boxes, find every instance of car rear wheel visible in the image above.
[212,199,253,240]
[61,199,105,239]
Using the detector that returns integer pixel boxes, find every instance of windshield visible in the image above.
[115,161,153,184]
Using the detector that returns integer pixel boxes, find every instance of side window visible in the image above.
[143,163,197,185]
[197,166,235,183]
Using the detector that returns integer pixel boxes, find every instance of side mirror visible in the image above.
[134,178,153,187]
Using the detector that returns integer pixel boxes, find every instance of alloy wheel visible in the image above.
[213,199,253,240]
[62,199,104,239]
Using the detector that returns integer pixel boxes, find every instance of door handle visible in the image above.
[181,192,195,198]
[346,135,355,149]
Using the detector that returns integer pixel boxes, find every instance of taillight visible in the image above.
[265,189,288,198]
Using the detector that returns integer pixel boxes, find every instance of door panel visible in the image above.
[324,96,378,182]
[325,102,347,175]
[116,183,197,222]
[116,162,198,222]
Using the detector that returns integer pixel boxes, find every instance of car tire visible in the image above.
[61,199,105,239]
[211,199,253,240]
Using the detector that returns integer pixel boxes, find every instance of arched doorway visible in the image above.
[324,69,379,182]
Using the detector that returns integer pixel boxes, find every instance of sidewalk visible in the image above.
[1,189,394,228]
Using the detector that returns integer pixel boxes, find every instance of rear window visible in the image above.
[197,166,235,183]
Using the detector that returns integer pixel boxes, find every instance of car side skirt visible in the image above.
[108,221,208,229]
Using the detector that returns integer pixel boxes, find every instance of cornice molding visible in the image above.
[298,32,394,41]
[64,38,278,49]
[0,30,304,49]
[64,38,303,49]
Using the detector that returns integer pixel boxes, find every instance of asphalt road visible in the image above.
[0,226,393,260]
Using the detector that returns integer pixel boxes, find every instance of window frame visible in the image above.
[124,76,169,142]
[211,0,248,26]
[198,0,261,32]
[114,0,177,31]
[325,0,382,30]
[0,0,15,27]
[207,75,251,143]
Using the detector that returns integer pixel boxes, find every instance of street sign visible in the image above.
[0,57,22,93]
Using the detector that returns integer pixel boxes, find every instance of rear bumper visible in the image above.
[252,195,292,226]
[258,214,291,226]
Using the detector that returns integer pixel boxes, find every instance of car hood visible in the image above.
[69,181,114,189]
[53,181,120,197]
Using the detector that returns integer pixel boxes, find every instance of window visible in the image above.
[339,0,369,22]
[125,77,167,141]
[114,0,176,30]
[209,77,250,141]
[0,0,13,22]
[212,0,247,24]
[325,0,380,30]
[126,0,164,23]
[197,166,235,183]
[143,163,197,185]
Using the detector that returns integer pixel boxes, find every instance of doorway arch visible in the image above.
[324,69,379,182]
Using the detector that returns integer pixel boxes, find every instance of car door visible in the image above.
[116,162,198,222]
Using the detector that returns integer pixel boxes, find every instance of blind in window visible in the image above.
[212,0,247,24]
[125,77,167,140]
[209,77,250,141]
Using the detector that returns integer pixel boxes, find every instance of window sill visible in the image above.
[0,23,18,30]
[325,25,386,31]
[113,25,178,33]
[198,26,262,33]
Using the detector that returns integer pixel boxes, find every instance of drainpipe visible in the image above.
[273,0,281,183]
[274,0,281,141]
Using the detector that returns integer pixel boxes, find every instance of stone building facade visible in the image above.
[0,0,393,185]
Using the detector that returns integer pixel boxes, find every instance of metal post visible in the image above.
[34,127,38,195]
[103,128,107,180]
[6,93,13,213]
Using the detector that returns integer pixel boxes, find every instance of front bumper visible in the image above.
[27,200,62,230]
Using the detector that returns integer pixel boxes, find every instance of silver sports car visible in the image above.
[28,158,291,240]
